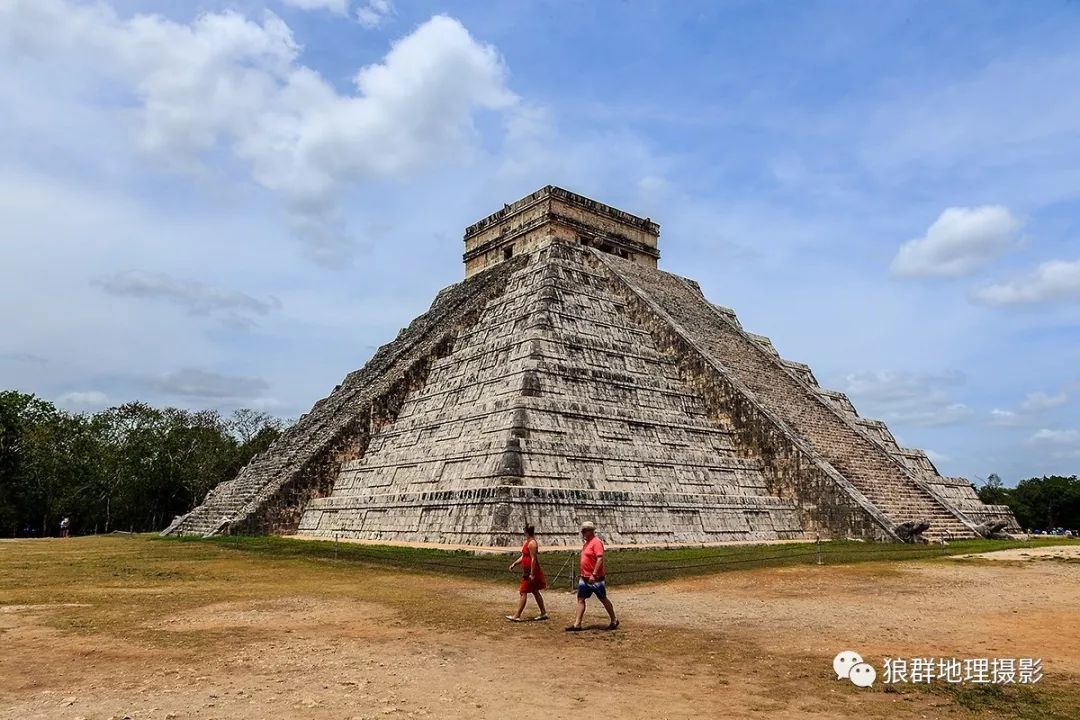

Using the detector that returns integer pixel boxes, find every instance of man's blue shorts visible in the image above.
[577,578,607,600]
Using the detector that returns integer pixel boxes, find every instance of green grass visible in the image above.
[919,682,1074,720]
[5,534,1080,719]
[157,534,1076,586]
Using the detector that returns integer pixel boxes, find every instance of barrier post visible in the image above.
[816,535,823,566]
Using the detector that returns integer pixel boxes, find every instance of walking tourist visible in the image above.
[566,521,618,631]
[507,524,548,621]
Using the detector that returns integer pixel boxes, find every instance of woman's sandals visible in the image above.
[564,620,620,632]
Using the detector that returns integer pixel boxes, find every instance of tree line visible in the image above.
[2,388,1077,537]
[0,391,283,537]
[977,473,1080,532]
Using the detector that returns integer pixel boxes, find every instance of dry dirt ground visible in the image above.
[949,544,1080,562]
[1,536,1078,720]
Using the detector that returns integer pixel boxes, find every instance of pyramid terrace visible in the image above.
[165,187,1018,547]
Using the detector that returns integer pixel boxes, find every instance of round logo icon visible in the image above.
[833,650,863,679]
[849,662,877,688]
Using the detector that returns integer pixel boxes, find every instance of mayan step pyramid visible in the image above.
[164,186,1018,546]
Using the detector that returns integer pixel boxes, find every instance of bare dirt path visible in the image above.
[1,537,1077,720]
[949,544,1080,562]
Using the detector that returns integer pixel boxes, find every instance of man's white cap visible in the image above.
[580,521,596,531]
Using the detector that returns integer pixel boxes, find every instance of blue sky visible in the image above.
[1,0,1078,484]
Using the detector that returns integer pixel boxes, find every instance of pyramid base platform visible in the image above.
[297,486,810,548]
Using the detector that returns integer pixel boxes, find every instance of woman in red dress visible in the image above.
[506,524,548,621]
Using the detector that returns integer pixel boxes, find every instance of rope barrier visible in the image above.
[602,542,947,573]
[613,550,822,576]
[547,552,576,587]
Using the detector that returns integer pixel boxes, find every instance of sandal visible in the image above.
[534,614,549,621]
[564,625,583,632]
[605,619,620,631]
[505,615,522,622]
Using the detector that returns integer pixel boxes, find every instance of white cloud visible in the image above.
[94,270,280,323]
[1020,390,1070,412]
[281,0,349,14]
[272,0,401,28]
[838,369,964,404]
[1028,428,1080,446]
[56,390,109,409]
[989,408,1022,427]
[835,370,973,427]
[988,386,1072,427]
[923,448,950,463]
[973,259,1080,306]
[890,205,1021,278]
[1,3,518,262]
[356,0,395,28]
[894,402,974,427]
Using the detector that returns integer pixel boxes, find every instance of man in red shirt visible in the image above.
[566,521,619,631]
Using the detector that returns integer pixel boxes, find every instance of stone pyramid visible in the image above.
[164,186,1018,546]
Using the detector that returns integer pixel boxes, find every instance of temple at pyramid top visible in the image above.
[463,185,660,277]
[165,185,1019,547]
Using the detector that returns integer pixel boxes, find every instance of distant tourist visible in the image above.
[507,524,548,621]
[59,517,70,538]
[566,521,618,631]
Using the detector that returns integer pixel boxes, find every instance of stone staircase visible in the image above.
[299,244,807,546]
[162,257,525,537]
[166,465,277,537]
[602,255,976,541]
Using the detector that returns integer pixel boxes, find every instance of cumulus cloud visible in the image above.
[973,259,1080,306]
[890,205,1021,278]
[836,370,972,427]
[150,368,269,400]
[281,0,349,14]
[356,0,395,28]
[1,2,518,262]
[94,270,279,322]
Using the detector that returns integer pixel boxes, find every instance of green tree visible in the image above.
[975,473,1011,506]
[0,391,31,535]
[978,474,1080,531]
[0,391,286,536]
[0,391,100,535]
[1011,475,1080,530]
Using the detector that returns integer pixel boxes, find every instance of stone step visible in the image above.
[603,255,974,540]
